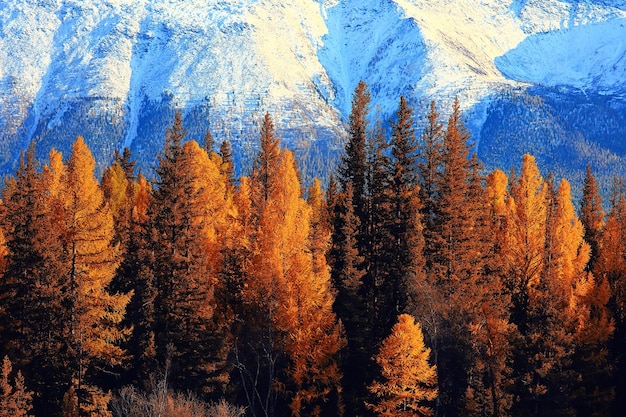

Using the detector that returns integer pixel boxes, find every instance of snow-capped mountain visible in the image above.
[1,0,626,191]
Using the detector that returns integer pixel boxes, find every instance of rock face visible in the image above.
[1,0,625,190]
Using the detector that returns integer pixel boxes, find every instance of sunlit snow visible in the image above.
[0,0,625,148]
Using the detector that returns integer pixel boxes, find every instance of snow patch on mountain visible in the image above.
[394,0,524,104]
[496,17,626,95]
[318,0,430,116]
[515,0,626,34]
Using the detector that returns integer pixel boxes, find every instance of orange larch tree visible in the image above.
[183,139,233,394]
[503,154,552,415]
[0,356,33,417]
[63,136,130,415]
[0,143,73,415]
[504,154,547,330]
[367,314,437,417]
[503,156,607,416]
[239,113,344,417]
[464,168,515,417]
[275,152,344,417]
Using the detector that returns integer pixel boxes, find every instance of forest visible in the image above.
[0,81,624,417]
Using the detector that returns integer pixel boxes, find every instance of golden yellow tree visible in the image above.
[307,178,331,279]
[502,154,550,413]
[595,189,626,415]
[101,162,131,226]
[42,148,66,200]
[239,113,344,417]
[101,159,138,250]
[0,144,73,415]
[273,152,344,417]
[0,356,33,417]
[487,169,508,219]
[553,180,614,417]
[64,136,130,415]
[184,140,231,281]
[505,154,547,309]
[464,168,515,417]
[502,156,611,415]
[552,179,590,297]
[368,314,437,417]
[182,139,233,393]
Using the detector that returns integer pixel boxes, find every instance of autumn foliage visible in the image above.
[367,314,437,417]
[0,85,623,417]
[0,356,32,417]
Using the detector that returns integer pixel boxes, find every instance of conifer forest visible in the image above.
[1,82,625,417]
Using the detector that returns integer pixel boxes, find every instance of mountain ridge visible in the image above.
[1,0,626,194]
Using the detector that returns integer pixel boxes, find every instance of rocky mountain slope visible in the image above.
[1,0,625,194]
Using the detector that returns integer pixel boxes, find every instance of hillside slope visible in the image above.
[1,0,625,193]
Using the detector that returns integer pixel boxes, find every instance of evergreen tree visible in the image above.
[417,98,490,417]
[326,175,339,219]
[114,147,136,182]
[219,139,235,187]
[418,100,444,239]
[119,175,156,387]
[103,150,150,388]
[337,81,371,234]
[143,112,229,397]
[576,167,613,417]
[254,112,281,205]
[219,175,254,407]
[204,128,215,153]
[595,185,626,417]
[0,143,72,415]
[580,165,604,271]
[365,116,393,346]
[388,96,425,321]
[0,227,6,278]
[329,182,367,416]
